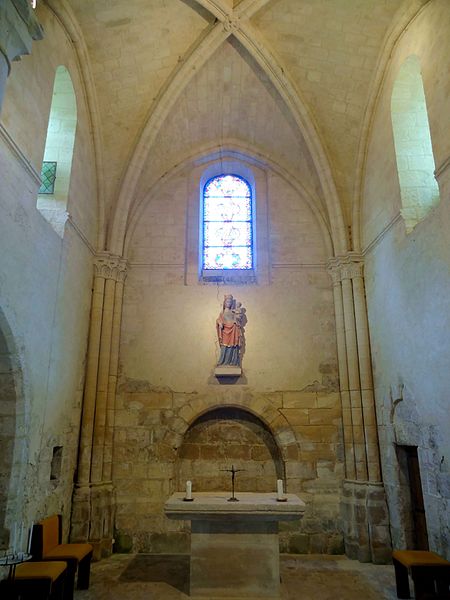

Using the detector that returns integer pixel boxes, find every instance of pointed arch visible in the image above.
[109,2,346,257]
[351,0,433,250]
[123,140,333,258]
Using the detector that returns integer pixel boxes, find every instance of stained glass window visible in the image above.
[202,174,253,270]
[39,161,57,194]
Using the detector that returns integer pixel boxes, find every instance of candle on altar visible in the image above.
[277,479,284,500]
[186,480,192,500]
[27,524,33,554]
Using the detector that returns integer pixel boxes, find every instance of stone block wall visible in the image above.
[113,385,344,555]
[114,159,344,555]
[361,0,450,560]
[0,2,97,550]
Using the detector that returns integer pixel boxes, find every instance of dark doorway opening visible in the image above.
[396,445,429,550]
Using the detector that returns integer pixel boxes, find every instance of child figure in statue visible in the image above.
[216,294,244,366]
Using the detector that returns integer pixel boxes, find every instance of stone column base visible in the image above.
[342,479,391,563]
[70,482,115,560]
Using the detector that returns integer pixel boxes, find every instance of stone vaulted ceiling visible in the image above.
[67,0,405,242]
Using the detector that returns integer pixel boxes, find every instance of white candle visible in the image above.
[277,479,284,500]
[186,480,192,500]
[27,524,33,554]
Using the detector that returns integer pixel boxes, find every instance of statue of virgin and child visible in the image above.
[216,294,246,367]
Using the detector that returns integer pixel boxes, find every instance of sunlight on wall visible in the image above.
[391,55,440,232]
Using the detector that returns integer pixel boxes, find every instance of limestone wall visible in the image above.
[115,162,343,555]
[0,4,97,549]
[361,0,450,559]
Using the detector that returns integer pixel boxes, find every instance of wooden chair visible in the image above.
[393,550,450,599]
[13,560,68,600]
[31,515,93,600]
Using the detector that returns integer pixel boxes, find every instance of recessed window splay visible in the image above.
[391,55,440,232]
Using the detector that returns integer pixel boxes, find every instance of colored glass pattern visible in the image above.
[203,175,253,270]
[39,161,57,194]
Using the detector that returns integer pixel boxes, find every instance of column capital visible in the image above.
[94,252,128,282]
[0,1,43,73]
[327,252,365,282]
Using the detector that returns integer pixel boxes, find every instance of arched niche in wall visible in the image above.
[37,65,77,236]
[391,55,440,233]
[176,406,284,494]
[0,311,24,552]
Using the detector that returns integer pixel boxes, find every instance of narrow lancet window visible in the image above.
[391,55,440,232]
[202,174,253,271]
[37,65,77,235]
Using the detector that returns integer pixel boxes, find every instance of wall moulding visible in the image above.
[361,212,403,258]
[0,123,41,185]
[435,155,450,181]
[66,216,96,255]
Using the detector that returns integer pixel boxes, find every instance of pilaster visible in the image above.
[71,253,127,559]
[328,253,390,562]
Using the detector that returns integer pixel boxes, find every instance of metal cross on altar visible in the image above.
[221,464,245,502]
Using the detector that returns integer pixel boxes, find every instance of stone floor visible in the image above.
[75,553,399,599]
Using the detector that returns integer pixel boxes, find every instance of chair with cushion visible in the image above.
[31,515,93,600]
[393,550,450,599]
[13,560,68,600]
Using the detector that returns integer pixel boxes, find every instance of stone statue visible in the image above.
[216,294,246,367]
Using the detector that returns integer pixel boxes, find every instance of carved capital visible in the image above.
[327,253,364,283]
[327,264,342,285]
[223,15,240,34]
[94,252,128,282]
[0,1,43,73]
[341,260,364,281]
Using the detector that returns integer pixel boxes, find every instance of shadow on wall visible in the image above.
[0,314,19,551]
[176,406,284,494]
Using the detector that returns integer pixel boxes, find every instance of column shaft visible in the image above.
[331,277,356,480]
[102,278,125,482]
[90,277,116,483]
[77,275,105,485]
[352,276,381,482]
[341,277,368,480]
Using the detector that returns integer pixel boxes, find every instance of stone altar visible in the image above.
[165,492,305,599]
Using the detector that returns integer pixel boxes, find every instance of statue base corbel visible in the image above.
[214,365,242,377]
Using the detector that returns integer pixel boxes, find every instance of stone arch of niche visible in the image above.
[164,397,298,494]
[176,406,285,495]
[0,309,26,552]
